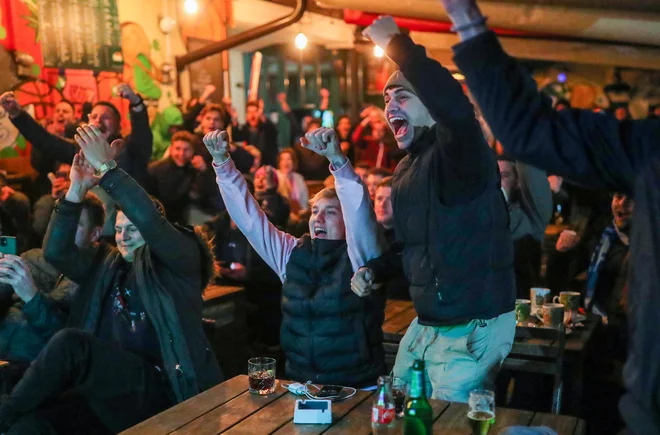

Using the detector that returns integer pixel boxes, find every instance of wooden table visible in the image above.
[121,375,585,434]
[202,285,247,379]
[545,224,569,238]
[203,285,245,303]
[381,301,601,414]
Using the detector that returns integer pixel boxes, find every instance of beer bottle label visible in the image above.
[372,406,396,425]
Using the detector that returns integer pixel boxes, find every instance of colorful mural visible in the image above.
[0,0,235,167]
[0,0,172,163]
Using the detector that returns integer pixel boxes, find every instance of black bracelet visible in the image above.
[451,16,488,33]
[129,95,144,108]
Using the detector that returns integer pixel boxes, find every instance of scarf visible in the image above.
[585,221,629,320]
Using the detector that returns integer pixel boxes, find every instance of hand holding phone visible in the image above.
[0,236,17,256]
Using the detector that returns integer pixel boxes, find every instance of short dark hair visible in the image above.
[116,195,166,219]
[355,162,371,171]
[368,167,392,178]
[200,103,225,119]
[336,115,351,126]
[246,101,259,110]
[81,193,105,228]
[378,176,393,189]
[56,100,74,111]
[92,101,121,124]
[171,130,197,145]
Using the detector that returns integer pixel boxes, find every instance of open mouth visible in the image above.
[389,116,409,139]
[616,211,630,220]
[313,227,327,238]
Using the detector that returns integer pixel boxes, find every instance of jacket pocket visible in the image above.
[465,320,490,363]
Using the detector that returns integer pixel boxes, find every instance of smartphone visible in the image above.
[316,385,343,398]
[0,236,17,256]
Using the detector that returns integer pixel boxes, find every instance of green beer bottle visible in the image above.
[403,360,433,435]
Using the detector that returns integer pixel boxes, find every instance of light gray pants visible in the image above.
[392,311,515,402]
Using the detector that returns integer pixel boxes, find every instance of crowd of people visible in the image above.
[0,0,656,433]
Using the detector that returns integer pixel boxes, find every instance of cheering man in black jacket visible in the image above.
[442,0,660,432]
[352,16,515,403]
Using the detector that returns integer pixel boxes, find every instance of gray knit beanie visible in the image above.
[383,70,417,97]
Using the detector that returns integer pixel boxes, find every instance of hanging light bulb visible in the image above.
[295,32,308,50]
[373,45,384,58]
[184,0,198,15]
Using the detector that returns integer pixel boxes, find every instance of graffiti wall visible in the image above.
[0,0,232,166]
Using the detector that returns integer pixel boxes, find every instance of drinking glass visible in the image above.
[390,377,407,418]
[468,389,496,435]
[248,357,276,395]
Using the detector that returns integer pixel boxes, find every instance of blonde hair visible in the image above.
[310,187,339,207]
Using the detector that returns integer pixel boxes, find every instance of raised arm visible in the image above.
[363,17,492,204]
[183,102,204,132]
[0,92,77,164]
[183,85,216,132]
[73,126,201,278]
[117,84,153,168]
[43,157,102,283]
[204,130,297,281]
[277,92,304,142]
[99,169,201,275]
[446,3,647,194]
[333,160,385,272]
[301,127,385,271]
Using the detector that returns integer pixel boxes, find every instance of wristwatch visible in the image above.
[129,95,144,108]
[98,159,118,176]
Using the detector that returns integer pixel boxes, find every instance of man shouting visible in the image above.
[353,16,515,402]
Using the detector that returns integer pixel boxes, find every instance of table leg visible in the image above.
[570,357,585,414]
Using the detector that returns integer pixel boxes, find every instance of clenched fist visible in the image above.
[301,127,347,169]
[202,130,231,165]
[438,0,478,16]
[0,92,22,118]
[116,83,141,106]
[362,16,400,53]
[351,267,375,297]
[438,0,487,40]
